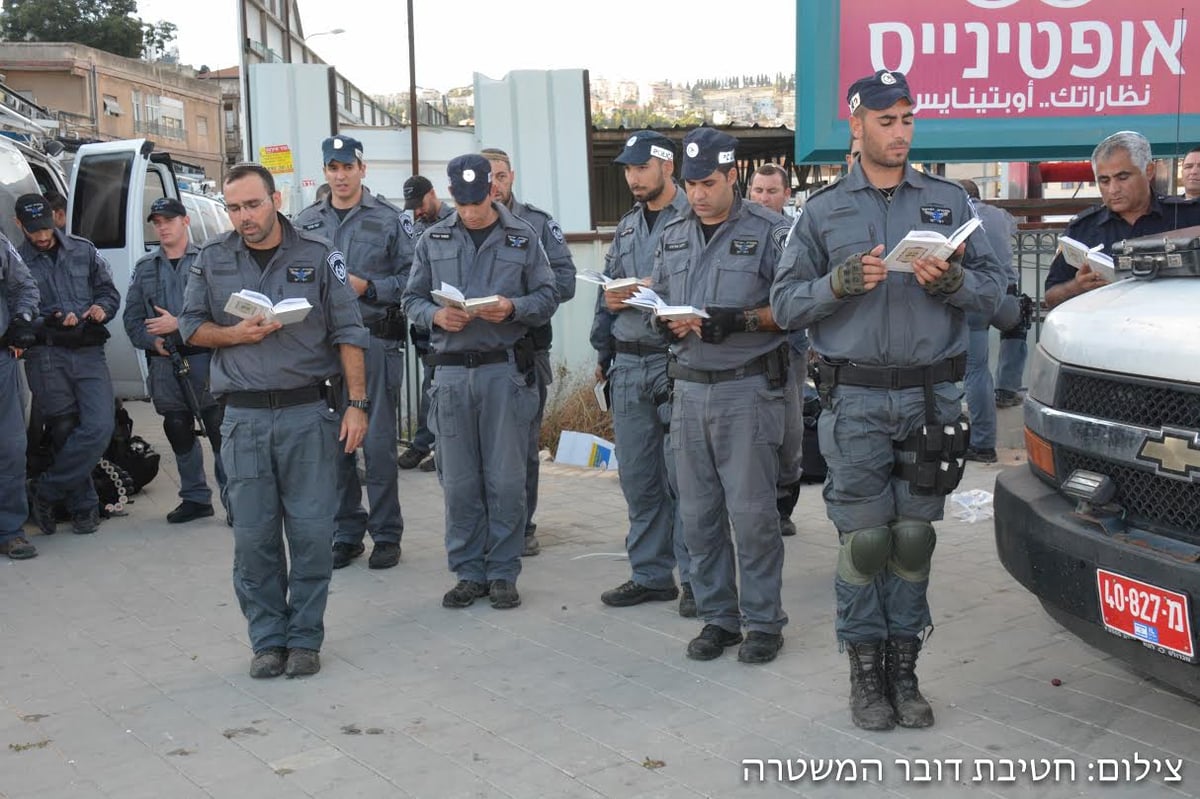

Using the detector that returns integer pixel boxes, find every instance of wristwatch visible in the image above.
[348,398,370,411]
[743,310,760,333]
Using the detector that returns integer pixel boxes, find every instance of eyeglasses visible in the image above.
[225,198,269,215]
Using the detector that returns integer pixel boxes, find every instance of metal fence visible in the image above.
[1013,226,1064,342]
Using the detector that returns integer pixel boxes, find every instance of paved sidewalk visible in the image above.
[1,402,1198,798]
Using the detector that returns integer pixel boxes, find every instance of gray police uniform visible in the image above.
[21,230,120,515]
[402,203,557,584]
[123,241,226,509]
[294,188,413,547]
[590,187,692,591]
[509,199,576,538]
[651,195,791,635]
[0,238,39,543]
[408,201,457,455]
[770,163,1006,643]
[179,216,367,654]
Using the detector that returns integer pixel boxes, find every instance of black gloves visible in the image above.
[6,315,36,348]
[699,307,747,344]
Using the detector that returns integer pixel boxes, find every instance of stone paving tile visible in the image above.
[4,403,1200,798]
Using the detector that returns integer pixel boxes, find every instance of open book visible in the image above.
[1058,235,1118,283]
[621,286,709,320]
[223,289,312,325]
[576,270,643,291]
[431,281,501,312]
[883,216,982,272]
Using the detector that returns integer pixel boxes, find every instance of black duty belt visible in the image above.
[366,317,405,340]
[223,384,325,409]
[148,344,210,358]
[668,356,768,384]
[818,353,966,390]
[614,340,669,357]
[424,349,509,368]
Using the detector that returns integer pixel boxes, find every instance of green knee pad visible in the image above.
[889,518,937,582]
[836,526,892,585]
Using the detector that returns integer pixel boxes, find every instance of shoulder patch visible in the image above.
[505,233,529,250]
[400,215,414,238]
[429,231,451,240]
[771,224,789,251]
[327,250,347,284]
[548,221,565,244]
[301,221,324,231]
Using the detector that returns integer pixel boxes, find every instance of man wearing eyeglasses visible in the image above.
[294,135,413,572]
[180,162,369,680]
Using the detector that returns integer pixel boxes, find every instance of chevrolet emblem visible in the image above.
[1137,428,1200,478]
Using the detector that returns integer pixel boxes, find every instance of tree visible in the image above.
[2,0,177,60]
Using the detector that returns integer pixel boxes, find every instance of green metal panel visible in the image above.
[796,0,1200,164]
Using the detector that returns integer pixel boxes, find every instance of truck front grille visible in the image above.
[1057,371,1200,429]
[1058,448,1200,538]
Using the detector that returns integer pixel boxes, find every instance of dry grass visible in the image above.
[539,365,613,455]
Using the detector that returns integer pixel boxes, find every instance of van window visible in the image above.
[197,199,224,242]
[141,168,168,250]
[181,195,206,244]
[72,151,134,249]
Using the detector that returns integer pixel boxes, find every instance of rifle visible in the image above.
[146,298,207,437]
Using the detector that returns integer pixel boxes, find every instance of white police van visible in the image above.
[994,230,1200,696]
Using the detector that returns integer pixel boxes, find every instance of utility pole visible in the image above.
[407,0,419,174]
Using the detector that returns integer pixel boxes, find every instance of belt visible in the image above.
[424,349,509,368]
[614,340,668,357]
[148,344,210,357]
[817,354,966,390]
[366,317,405,340]
[668,356,768,384]
[222,384,325,409]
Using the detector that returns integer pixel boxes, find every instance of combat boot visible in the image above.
[886,636,934,728]
[846,641,896,731]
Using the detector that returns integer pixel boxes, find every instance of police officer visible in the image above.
[770,71,1006,730]
[481,147,577,557]
[650,128,792,665]
[745,163,807,537]
[0,235,39,559]
[398,174,454,473]
[294,135,413,571]
[591,131,694,616]
[402,154,556,610]
[1043,130,1200,310]
[18,193,120,537]
[180,162,368,679]
[123,197,226,524]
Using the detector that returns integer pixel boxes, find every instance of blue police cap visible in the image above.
[614,130,675,166]
[447,154,492,205]
[146,196,187,221]
[846,70,914,113]
[322,134,363,165]
[681,128,738,180]
[15,193,53,232]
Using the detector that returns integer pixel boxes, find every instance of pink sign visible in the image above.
[838,0,1197,120]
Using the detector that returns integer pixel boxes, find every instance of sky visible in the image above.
[134,0,797,95]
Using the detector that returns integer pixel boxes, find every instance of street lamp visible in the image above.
[304,28,345,41]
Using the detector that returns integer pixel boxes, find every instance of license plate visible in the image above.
[1096,569,1195,662]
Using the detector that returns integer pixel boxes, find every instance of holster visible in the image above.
[369,306,408,342]
[513,335,536,384]
[528,323,553,351]
[763,343,790,390]
[323,374,347,413]
[893,417,970,495]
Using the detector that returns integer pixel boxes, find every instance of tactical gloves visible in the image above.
[699,307,747,344]
[831,252,870,298]
[6,316,36,348]
[922,262,965,296]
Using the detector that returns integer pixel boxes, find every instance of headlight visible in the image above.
[1027,345,1061,405]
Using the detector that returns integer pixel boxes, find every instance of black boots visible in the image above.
[846,637,935,730]
[886,636,934,728]
[846,641,896,731]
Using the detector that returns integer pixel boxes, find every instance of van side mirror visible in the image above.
[43,140,64,157]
